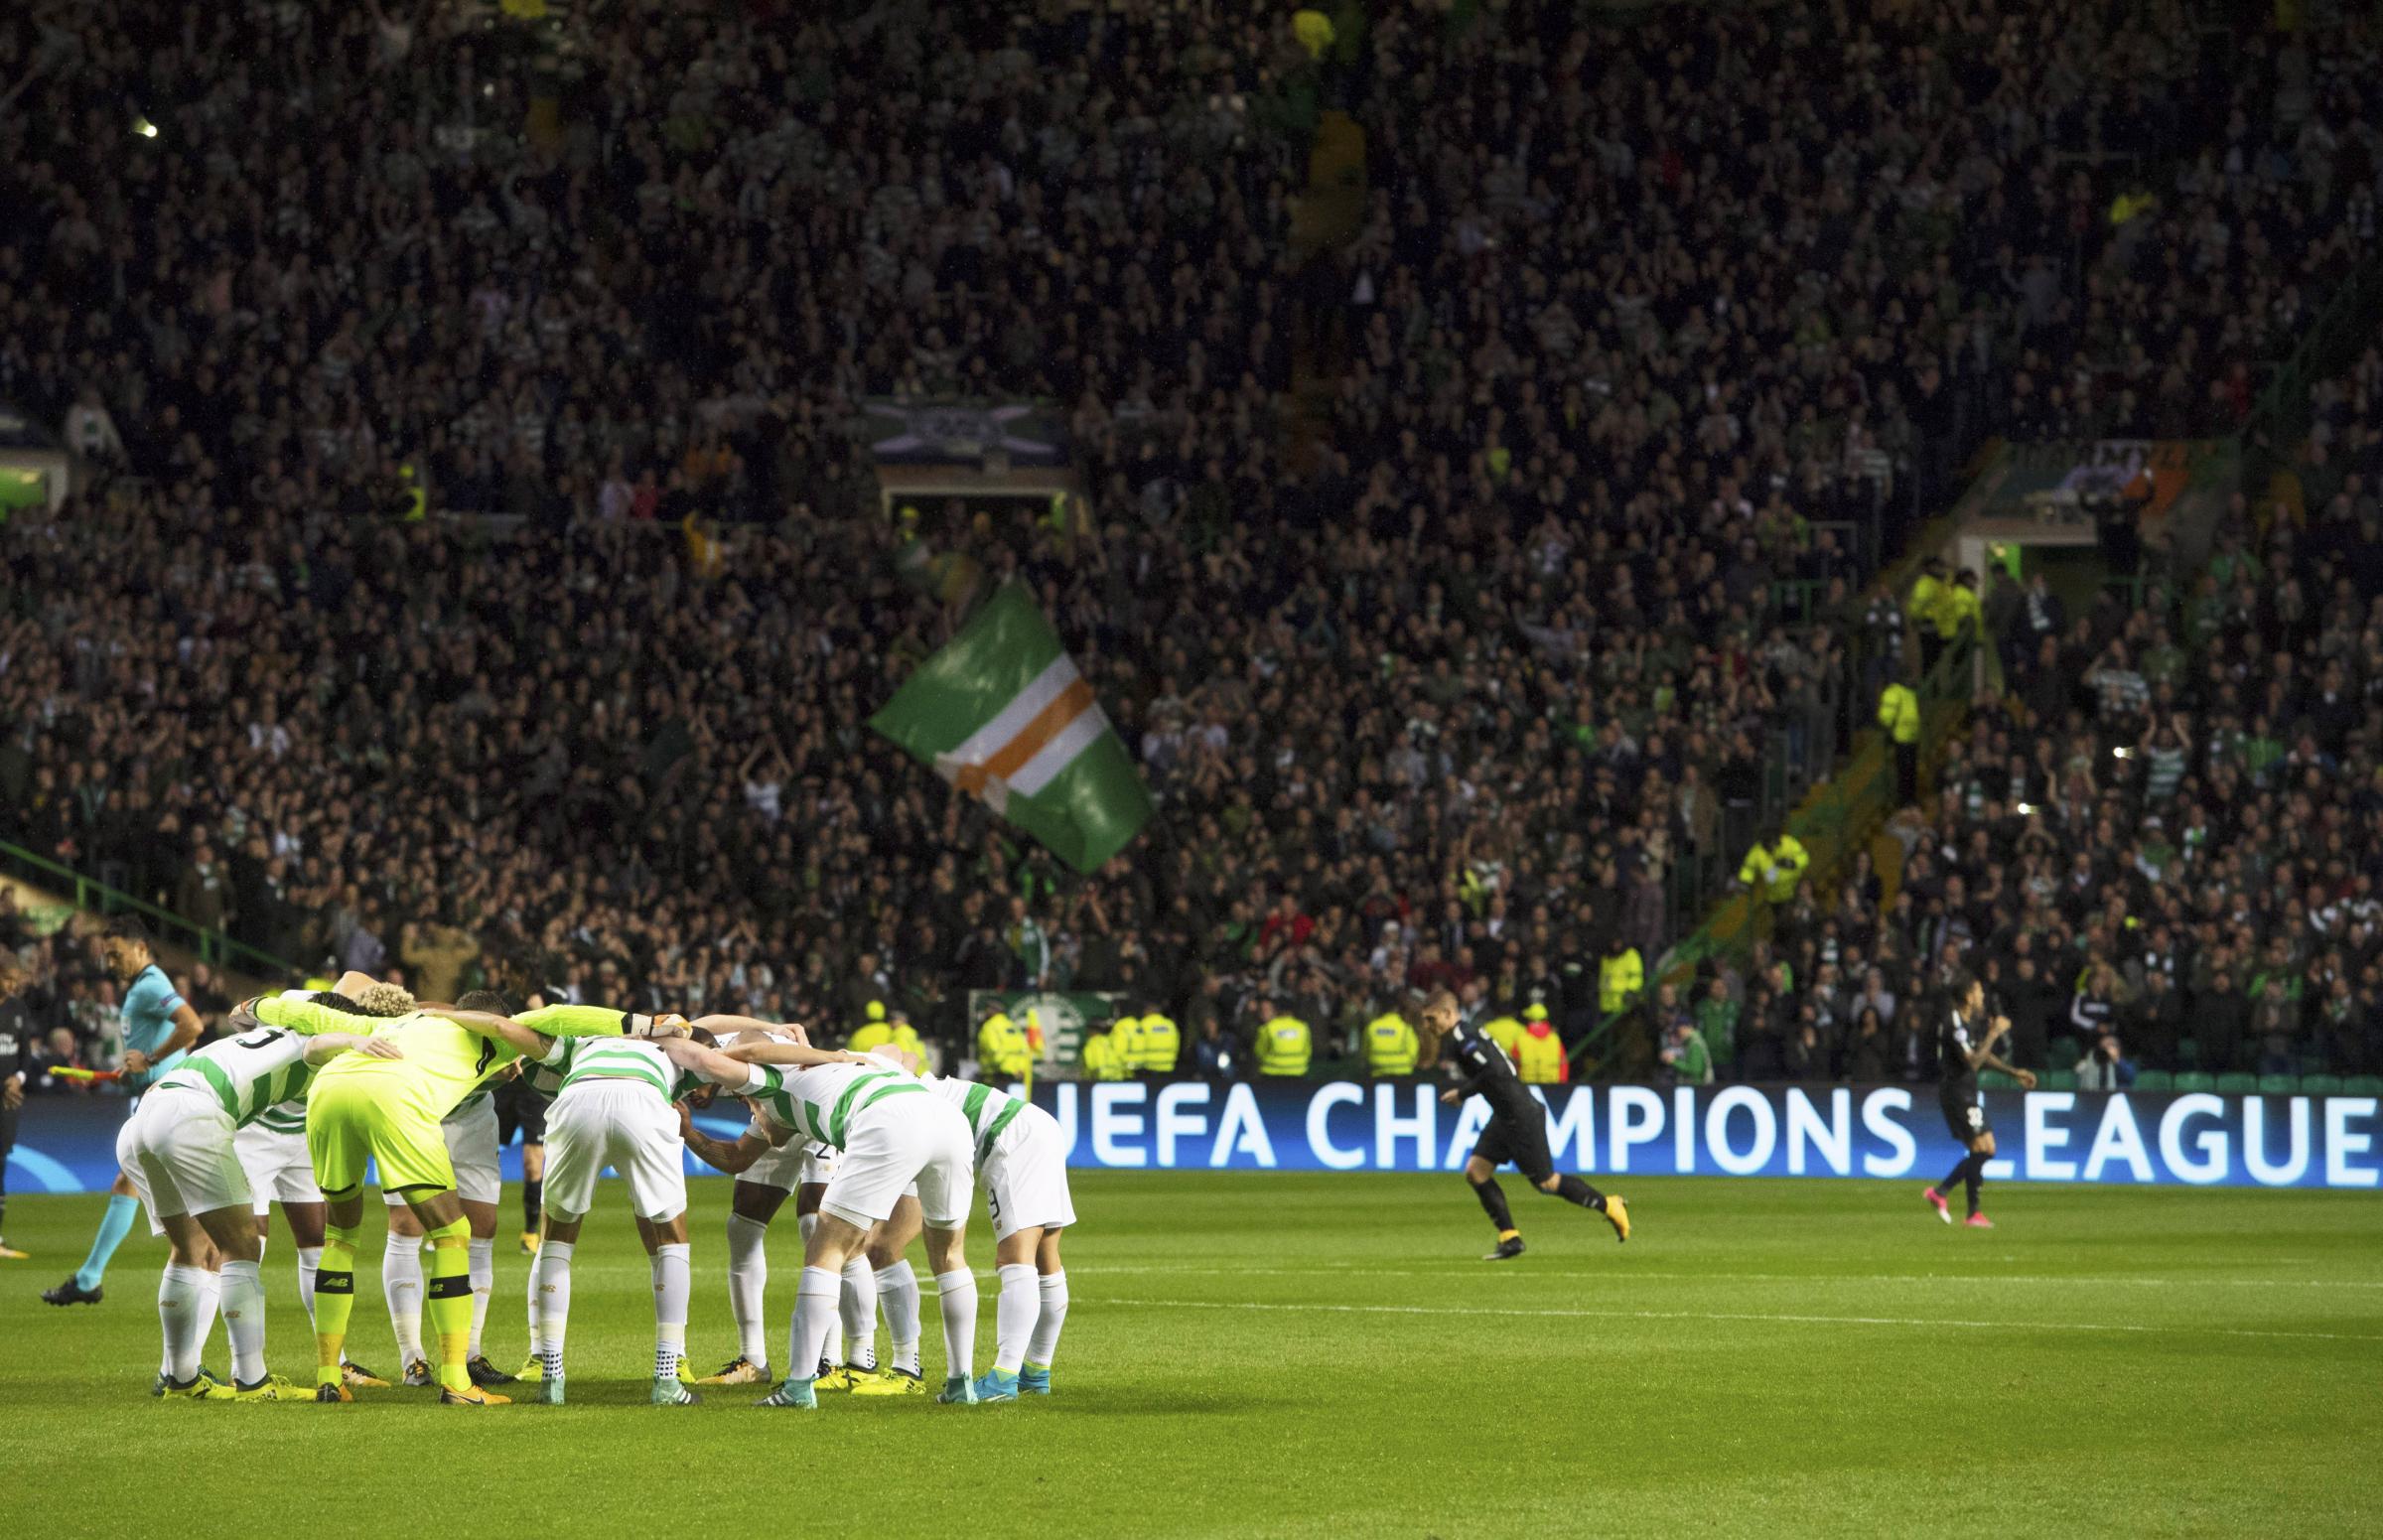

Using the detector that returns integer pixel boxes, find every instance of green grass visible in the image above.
[3,1174,2378,1537]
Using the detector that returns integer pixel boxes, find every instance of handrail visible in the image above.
[0,839,301,979]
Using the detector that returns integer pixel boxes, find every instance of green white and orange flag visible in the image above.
[870,585,1154,873]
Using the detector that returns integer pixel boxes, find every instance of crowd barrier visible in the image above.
[11,1082,2378,1193]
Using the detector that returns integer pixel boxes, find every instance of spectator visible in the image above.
[2074,1032,2138,1092]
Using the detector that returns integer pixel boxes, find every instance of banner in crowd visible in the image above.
[11,1083,2375,1193]
[871,584,1155,873]
[1950,437,2235,567]
[862,398,1068,467]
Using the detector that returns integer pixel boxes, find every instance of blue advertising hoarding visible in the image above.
[11,1082,2379,1193]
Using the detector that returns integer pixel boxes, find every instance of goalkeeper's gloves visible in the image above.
[625,1012,691,1040]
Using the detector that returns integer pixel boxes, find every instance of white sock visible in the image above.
[158,1262,206,1382]
[840,1257,878,1371]
[193,1267,220,1369]
[1029,1270,1069,1368]
[787,1265,840,1385]
[219,1258,267,1384]
[726,1213,771,1369]
[795,1215,844,1367]
[296,1245,322,1329]
[933,1268,978,1385]
[524,1244,539,1346]
[384,1232,424,1363]
[467,1236,493,1358]
[652,1242,691,1379]
[877,1259,921,1375]
[993,1263,1038,1375]
[534,1240,574,1376]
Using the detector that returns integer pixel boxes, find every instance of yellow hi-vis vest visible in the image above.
[1081,1031,1131,1081]
[1257,1016,1312,1076]
[1364,1013,1418,1075]
[1766,833,1810,904]
[977,1013,1031,1077]
[1481,1015,1526,1058]
[847,1022,894,1054]
[1111,1015,1146,1071]
[1137,1013,1181,1073]
[1878,682,1920,744]
[1598,949,1643,1016]
[1515,1029,1566,1084]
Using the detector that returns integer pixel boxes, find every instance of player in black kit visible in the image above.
[1419,989,1628,1259]
[1925,974,2036,1229]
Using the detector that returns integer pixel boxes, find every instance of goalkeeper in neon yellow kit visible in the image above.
[259,986,669,1404]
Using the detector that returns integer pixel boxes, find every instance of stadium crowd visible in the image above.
[1675,345,2383,1091]
[4,1,2382,1082]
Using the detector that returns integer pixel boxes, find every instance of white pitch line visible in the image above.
[1069,1264,2383,1290]
[1080,1295,2383,1344]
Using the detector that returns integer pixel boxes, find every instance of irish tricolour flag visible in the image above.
[870,585,1154,873]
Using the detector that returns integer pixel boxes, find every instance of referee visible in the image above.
[1418,989,1628,1259]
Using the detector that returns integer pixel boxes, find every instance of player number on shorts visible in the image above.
[1966,1106,1984,1130]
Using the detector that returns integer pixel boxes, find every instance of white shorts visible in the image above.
[116,1087,248,1236]
[385,1095,501,1206]
[743,1137,837,1193]
[233,1124,324,1213]
[543,1081,689,1222]
[821,1092,973,1231]
[980,1104,1076,1243]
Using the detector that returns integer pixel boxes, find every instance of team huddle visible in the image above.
[88,934,1074,1408]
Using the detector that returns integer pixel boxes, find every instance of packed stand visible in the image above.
[2,0,2378,1083]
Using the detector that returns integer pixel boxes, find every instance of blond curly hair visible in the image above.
[354,981,417,1018]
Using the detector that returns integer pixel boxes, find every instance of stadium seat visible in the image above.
[2215,1073,2260,1094]
[2047,1037,2080,1069]
[2256,1074,2298,1095]
[2343,1076,2383,1096]
[2131,1070,2173,1092]
[2043,1069,2078,1092]
[2173,1072,2217,1093]
[2174,1040,2199,1068]
[2298,1075,2344,1095]
[1979,1069,2019,1091]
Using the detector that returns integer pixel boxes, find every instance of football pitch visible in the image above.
[2,1173,2377,1538]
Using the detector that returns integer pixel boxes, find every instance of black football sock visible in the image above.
[522,1179,542,1232]
[1551,1175,1608,1212]
[1471,1178,1516,1234]
[1938,1154,1972,1194]
[1963,1156,1986,1215]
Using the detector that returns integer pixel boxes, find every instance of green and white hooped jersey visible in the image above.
[747,1061,927,1150]
[153,1027,318,1131]
[539,1036,701,1103]
[251,1094,310,1135]
[926,1075,1029,1164]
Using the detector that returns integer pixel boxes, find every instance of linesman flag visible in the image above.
[870,585,1154,873]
